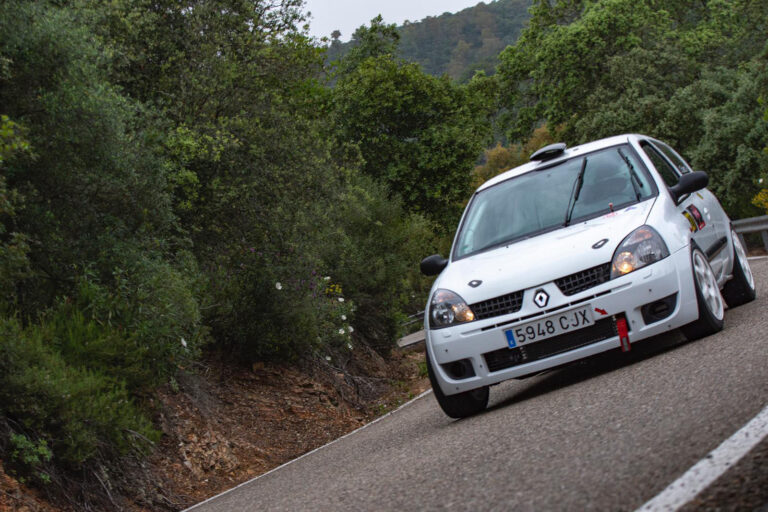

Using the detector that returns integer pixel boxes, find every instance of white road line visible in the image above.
[184,389,433,511]
[747,255,767,260]
[636,404,768,512]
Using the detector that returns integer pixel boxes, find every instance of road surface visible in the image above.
[189,259,768,511]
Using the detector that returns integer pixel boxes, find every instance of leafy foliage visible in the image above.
[0,117,30,311]
[318,175,437,351]
[472,126,558,188]
[0,316,159,472]
[332,29,495,224]
[497,0,768,217]
[0,0,201,493]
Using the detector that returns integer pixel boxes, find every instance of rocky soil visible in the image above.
[0,346,429,511]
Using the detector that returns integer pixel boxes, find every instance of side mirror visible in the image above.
[669,171,708,204]
[420,254,448,276]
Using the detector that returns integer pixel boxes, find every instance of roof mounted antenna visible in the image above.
[530,142,567,162]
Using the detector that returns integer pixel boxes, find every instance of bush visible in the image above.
[7,433,52,484]
[320,175,438,352]
[204,173,436,359]
[206,243,356,361]
[0,316,158,477]
[50,253,208,392]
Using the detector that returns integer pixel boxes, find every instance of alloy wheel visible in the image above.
[732,232,755,291]
[693,250,724,320]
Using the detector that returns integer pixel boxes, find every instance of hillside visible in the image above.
[325,0,533,81]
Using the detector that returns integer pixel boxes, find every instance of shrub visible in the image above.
[0,316,158,477]
[7,433,52,484]
[206,245,356,361]
[320,175,438,352]
[51,253,208,392]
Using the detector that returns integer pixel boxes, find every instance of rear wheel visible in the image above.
[681,247,725,341]
[722,230,756,307]
[426,349,488,419]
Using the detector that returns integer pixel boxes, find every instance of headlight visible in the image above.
[611,226,669,279]
[429,289,475,329]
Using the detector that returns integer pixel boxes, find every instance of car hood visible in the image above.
[437,199,655,303]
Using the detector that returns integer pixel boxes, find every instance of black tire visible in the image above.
[722,231,756,308]
[426,349,488,419]
[681,247,725,341]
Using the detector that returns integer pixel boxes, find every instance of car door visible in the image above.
[652,140,730,280]
[638,139,726,278]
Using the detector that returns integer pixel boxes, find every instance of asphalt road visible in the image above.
[190,259,768,512]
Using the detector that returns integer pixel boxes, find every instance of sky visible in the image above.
[301,0,483,41]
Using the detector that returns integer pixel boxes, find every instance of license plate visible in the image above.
[505,306,595,348]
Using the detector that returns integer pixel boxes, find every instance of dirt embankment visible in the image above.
[1,347,428,511]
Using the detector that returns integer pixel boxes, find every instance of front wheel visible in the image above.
[426,349,488,419]
[722,230,756,307]
[681,247,725,341]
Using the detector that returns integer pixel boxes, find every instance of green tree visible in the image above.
[0,1,181,307]
[496,0,768,217]
[333,54,494,223]
[0,116,31,312]
[0,1,204,496]
[498,0,675,141]
[338,15,400,75]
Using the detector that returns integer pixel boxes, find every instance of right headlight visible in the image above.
[429,289,475,329]
[611,226,669,279]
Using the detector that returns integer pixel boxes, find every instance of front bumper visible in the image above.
[426,247,698,396]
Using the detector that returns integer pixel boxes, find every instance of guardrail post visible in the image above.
[733,214,768,254]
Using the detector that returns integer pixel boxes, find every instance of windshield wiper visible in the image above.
[618,148,643,200]
[564,157,588,226]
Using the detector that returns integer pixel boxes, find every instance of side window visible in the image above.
[640,141,679,187]
[654,141,692,175]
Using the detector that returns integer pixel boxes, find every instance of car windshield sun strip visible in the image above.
[564,157,588,227]
[618,148,643,201]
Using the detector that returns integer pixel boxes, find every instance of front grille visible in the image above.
[470,290,524,320]
[555,263,611,296]
[483,317,619,372]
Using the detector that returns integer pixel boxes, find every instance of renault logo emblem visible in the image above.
[533,289,549,308]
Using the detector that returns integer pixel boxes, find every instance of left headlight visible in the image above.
[429,289,475,329]
[611,226,669,279]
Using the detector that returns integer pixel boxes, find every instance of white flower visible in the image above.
[760,178,765,184]
[180,337,187,348]
[323,276,331,281]
[347,343,353,350]
[338,328,345,335]
[325,355,332,361]
[347,326,354,333]
[338,297,344,302]
[275,282,282,290]
[341,315,347,321]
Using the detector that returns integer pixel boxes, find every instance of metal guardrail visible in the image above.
[397,311,425,348]
[733,215,768,252]
[400,310,425,328]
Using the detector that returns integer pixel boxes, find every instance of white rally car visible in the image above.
[420,134,756,418]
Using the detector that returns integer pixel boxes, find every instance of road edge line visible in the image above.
[636,403,768,512]
[183,389,433,511]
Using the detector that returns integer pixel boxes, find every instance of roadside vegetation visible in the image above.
[0,0,766,508]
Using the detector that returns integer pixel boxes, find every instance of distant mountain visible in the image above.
[325,0,533,82]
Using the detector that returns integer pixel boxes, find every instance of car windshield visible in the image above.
[453,145,655,259]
